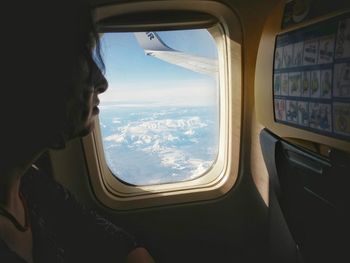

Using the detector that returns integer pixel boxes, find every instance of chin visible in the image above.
[73,114,96,139]
[78,128,92,138]
[77,123,95,138]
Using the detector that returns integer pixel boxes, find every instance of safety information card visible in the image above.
[273,12,350,140]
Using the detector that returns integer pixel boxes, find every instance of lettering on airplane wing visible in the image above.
[146,32,155,40]
[135,31,217,76]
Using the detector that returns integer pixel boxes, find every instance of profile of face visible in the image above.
[67,51,108,139]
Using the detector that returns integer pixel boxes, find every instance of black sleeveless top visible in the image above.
[0,166,138,263]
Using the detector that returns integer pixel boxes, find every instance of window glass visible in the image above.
[99,29,219,185]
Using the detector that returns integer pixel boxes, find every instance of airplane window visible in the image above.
[98,29,219,185]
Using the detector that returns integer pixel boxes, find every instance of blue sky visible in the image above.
[98,29,219,107]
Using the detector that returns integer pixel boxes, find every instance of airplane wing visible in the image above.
[134,31,218,76]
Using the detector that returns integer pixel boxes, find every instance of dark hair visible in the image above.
[1,0,104,168]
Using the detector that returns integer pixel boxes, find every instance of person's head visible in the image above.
[2,0,108,168]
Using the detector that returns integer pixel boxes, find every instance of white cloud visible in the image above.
[112,118,121,124]
[184,129,195,136]
[188,159,212,178]
[104,134,125,143]
[101,108,217,183]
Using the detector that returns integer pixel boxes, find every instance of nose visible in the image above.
[94,71,108,94]
[92,63,108,94]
